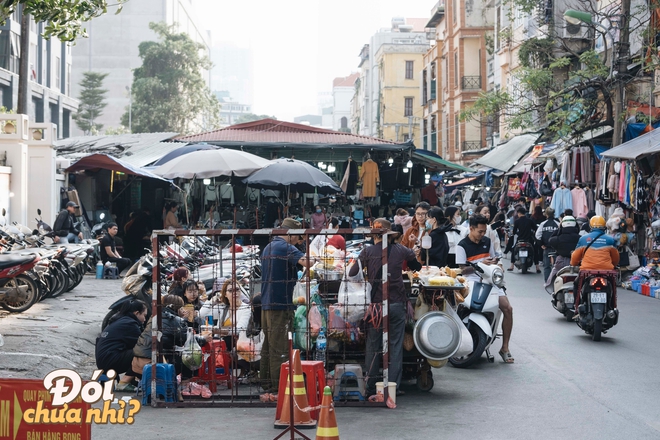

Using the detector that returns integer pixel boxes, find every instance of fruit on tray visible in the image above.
[428,276,457,286]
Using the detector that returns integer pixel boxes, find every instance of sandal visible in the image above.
[115,382,137,392]
[499,350,515,364]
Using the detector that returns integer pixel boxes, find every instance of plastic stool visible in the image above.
[139,363,177,404]
[276,360,325,420]
[194,339,231,392]
[103,266,119,280]
[333,364,366,401]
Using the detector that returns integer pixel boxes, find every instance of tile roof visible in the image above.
[177,119,404,146]
[333,73,359,88]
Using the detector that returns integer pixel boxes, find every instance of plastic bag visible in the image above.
[327,304,347,337]
[293,305,308,349]
[181,327,203,370]
[236,331,263,363]
[309,304,324,338]
[337,259,371,323]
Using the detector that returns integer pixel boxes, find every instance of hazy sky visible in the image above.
[195,0,433,121]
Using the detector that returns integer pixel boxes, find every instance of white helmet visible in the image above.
[561,215,577,228]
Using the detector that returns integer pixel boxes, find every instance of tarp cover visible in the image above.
[65,153,171,182]
[475,133,541,172]
[413,149,474,173]
[602,127,660,160]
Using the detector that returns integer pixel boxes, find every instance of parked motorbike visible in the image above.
[449,261,506,368]
[513,240,534,274]
[576,270,619,341]
[550,265,579,321]
[102,252,154,330]
[0,252,41,313]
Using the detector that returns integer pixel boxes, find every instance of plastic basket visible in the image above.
[631,280,641,292]
[642,283,651,296]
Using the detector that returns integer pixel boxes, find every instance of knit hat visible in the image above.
[561,216,577,228]
[326,234,346,251]
[281,218,302,229]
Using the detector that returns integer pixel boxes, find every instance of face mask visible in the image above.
[425,220,433,229]
[454,215,461,224]
[316,209,322,213]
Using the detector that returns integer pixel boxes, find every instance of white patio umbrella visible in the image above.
[151,148,271,179]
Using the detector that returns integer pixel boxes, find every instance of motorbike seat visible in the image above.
[0,253,36,269]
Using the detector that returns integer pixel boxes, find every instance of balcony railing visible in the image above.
[462,76,482,90]
[430,79,436,100]
[462,140,484,151]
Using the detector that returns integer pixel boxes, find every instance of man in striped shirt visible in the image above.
[456,214,515,364]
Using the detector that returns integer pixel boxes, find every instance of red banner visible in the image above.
[0,378,92,440]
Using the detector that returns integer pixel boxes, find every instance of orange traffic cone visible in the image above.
[315,386,339,440]
[274,349,317,429]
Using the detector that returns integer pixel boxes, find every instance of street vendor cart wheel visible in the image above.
[416,370,434,391]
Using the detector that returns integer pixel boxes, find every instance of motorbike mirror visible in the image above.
[1,208,5,216]
[37,209,41,216]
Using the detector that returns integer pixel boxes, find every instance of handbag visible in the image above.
[337,259,372,323]
[540,177,553,196]
[621,246,640,270]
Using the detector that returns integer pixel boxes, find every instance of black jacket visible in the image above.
[548,226,581,258]
[427,225,452,268]
[133,307,196,359]
[95,314,143,370]
[53,209,79,237]
[513,216,537,243]
[538,218,559,247]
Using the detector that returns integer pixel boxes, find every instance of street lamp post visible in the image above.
[126,85,132,133]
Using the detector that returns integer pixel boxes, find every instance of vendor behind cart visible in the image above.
[349,218,422,397]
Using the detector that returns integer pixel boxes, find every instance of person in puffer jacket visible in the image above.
[545,216,581,287]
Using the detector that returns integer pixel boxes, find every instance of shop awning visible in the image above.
[65,153,172,183]
[445,175,482,188]
[474,133,541,172]
[413,149,474,172]
[601,127,660,160]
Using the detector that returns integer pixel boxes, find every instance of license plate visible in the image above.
[565,292,574,304]
[519,250,528,257]
[590,292,607,303]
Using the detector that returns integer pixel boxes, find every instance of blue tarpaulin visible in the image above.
[624,122,660,142]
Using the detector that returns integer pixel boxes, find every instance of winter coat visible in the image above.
[400,216,426,249]
[133,307,204,359]
[95,314,143,370]
[426,226,451,268]
[53,209,79,237]
[548,226,581,258]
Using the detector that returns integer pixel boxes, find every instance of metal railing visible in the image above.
[462,140,484,151]
[461,76,481,90]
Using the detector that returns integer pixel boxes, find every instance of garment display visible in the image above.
[219,184,234,205]
[571,186,589,218]
[341,159,359,195]
[205,185,217,203]
[550,185,573,215]
[359,159,380,198]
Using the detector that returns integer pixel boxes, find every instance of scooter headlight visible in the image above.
[492,267,504,287]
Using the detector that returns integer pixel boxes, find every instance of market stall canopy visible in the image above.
[506,144,554,174]
[601,127,660,160]
[65,153,172,183]
[445,175,482,188]
[474,133,541,172]
[151,148,271,179]
[412,149,475,173]
[150,143,219,166]
[242,158,342,195]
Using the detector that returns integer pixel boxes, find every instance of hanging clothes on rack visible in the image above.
[550,183,573,215]
[359,159,380,198]
[341,158,359,195]
[571,186,589,218]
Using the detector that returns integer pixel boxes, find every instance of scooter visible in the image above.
[102,253,153,330]
[550,265,579,321]
[0,252,41,313]
[576,270,619,341]
[513,240,534,274]
[449,261,506,368]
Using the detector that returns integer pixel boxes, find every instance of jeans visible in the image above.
[543,248,553,282]
[59,233,80,244]
[365,302,405,394]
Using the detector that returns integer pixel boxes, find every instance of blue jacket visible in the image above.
[570,229,620,270]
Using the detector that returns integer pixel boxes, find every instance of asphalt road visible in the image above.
[1,264,659,440]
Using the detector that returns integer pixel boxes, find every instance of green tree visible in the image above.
[0,0,127,41]
[234,113,278,124]
[122,22,220,134]
[73,71,109,135]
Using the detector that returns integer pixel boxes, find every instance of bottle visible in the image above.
[315,328,327,365]
[96,261,103,279]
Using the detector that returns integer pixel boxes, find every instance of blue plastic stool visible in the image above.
[103,265,119,280]
[139,363,177,404]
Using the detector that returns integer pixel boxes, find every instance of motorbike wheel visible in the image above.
[522,264,528,274]
[564,310,575,322]
[592,319,602,341]
[449,324,489,368]
[0,275,39,313]
[67,267,85,292]
[49,268,68,298]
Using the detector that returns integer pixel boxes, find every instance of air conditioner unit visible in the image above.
[563,22,590,39]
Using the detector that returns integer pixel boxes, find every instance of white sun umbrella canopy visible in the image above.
[151,148,271,179]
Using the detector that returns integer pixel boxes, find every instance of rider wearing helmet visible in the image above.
[570,216,619,270]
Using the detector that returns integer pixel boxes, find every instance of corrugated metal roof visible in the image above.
[475,133,541,172]
[54,133,182,165]
[177,119,404,146]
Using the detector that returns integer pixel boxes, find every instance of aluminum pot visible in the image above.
[413,311,463,361]
[318,270,343,281]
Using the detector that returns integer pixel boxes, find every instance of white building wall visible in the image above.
[332,86,354,130]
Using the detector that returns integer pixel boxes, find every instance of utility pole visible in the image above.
[408,115,413,141]
[612,0,631,147]
[17,9,30,115]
